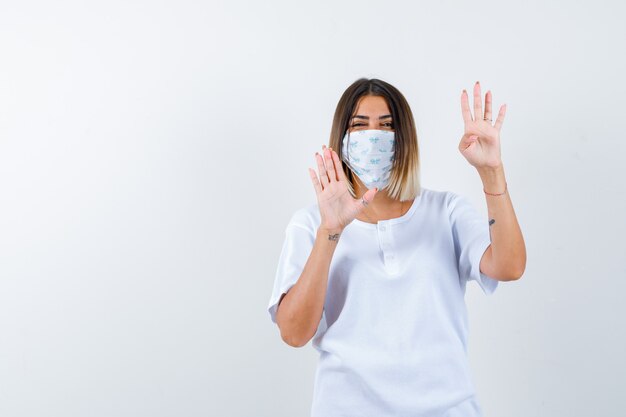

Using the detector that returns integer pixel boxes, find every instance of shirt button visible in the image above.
[380,226,386,231]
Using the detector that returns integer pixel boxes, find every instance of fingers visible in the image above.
[459,133,478,151]
[461,89,472,123]
[323,146,337,182]
[493,103,507,131]
[473,81,483,121]
[308,168,322,195]
[484,90,492,122]
[315,150,329,187]
[313,145,343,195]
[330,148,348,182]
[356,187,378,211]
[364,187,378,203]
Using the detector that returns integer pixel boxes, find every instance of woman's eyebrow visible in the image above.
[351,114,392,120]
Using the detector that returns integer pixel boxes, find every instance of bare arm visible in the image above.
[276,227,341,347]
[478,164,526,280]
[459,82,526,281]
[275,145,377,347]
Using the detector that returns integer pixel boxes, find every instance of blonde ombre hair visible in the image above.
[328,78,421,202]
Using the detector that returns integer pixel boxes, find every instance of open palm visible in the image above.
[308,146,377,234]
[459,81,507,169]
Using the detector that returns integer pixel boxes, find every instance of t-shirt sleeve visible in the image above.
[447,192,499,295]
[267,215,316,324]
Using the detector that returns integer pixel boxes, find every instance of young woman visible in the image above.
[267,78,526,416]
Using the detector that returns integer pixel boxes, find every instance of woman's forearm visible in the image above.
[276,227,342,347]
[478,164,527,280]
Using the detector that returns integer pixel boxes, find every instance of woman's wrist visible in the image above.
[317,227,343,241]
[478,163,507,194]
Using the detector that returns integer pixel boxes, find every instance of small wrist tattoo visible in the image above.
[328,233,340,241]
[488,218,495,226]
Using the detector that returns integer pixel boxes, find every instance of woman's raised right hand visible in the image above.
[308,145,378,235]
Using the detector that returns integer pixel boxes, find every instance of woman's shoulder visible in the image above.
[418,187,458,208]
[285,201,320,233]
[421,187,482,223]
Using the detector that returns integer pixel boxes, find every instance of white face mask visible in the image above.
[341,129,395,190]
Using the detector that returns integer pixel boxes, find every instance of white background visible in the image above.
[1,1,624,416]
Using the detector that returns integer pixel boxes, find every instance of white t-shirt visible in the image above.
[267,187,499,417]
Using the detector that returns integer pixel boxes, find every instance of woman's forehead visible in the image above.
[353,95,391,115]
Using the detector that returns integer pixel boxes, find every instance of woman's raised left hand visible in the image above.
[458,81,507,169]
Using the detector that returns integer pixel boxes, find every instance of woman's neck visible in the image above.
[354,185,411,223]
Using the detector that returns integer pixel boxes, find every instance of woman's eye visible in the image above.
[351,123,365,127]
[382,122,393,127]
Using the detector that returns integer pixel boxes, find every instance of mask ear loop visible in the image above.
[341,128,356,191]
[344,130,351,163]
